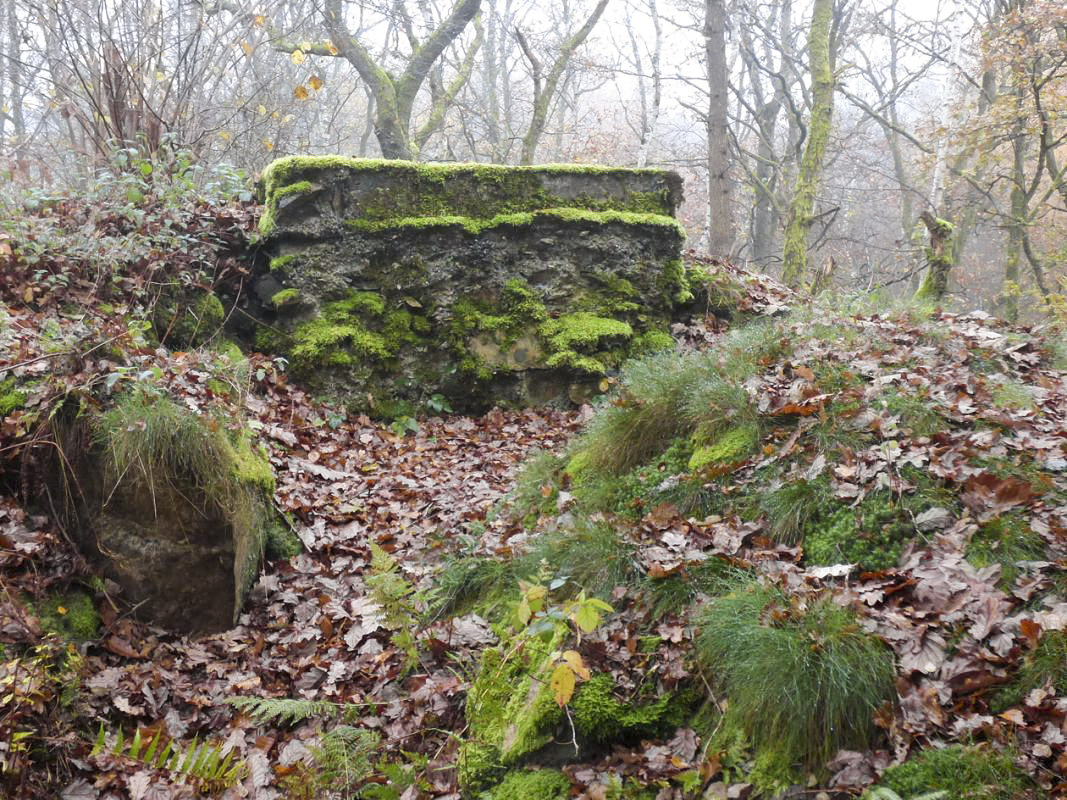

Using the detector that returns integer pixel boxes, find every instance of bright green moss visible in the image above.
[662,258,692,303]
[484,769,569,800]
[230,434,275,494]
[870,745,1034,800]
[460,627,566,793]
[345,208,685,237]
[31,590,99,643]
[270,288,300,309]
[688,424,759,471]
[269,254,298,271]
[0,376,26,417]
[288,291,402,370]
[540,312,632,374]
[805,491,913,571]
[631,329,674,354]
[570,674,690,743]
[260,179,314,235]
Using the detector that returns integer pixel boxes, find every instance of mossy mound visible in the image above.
[29,589,99,643]
[869,745,1035,800]
[480,768,570,800]
[250,157,689,413]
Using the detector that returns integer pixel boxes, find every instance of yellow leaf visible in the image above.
[326,41,339,56]
[57,606,67,615]
[257,104,267,115]
[241,41,253,56]
[218,130,232,141]
[309,75,324,91]
[263,138,273,151]
[254,14,266,26]
[561,650,590,680]
[293,85,309,100]
[154,71,165,82]
[291,49,305,65]
[549,663,576,707]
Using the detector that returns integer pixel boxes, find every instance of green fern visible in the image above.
[225,695,356,726]
[367,543,421,670]
[89,722,245,790]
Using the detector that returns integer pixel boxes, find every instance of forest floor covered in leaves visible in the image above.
[0,187,1065,800]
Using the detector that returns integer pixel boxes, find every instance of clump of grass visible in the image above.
[695,580,895,769]
[761,475,834,545]
[521,518,639,599]
[993,629,1067,711]
[988,376,1034,411]
[870,745,1034,800]
[965,513,1045,590]
[504,450,566,526]
[880,387,948,438]
[425,555,519,620]
[575,348,714,475]
[642,558,736,620]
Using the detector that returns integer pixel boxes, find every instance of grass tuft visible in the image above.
[695,579,895,768]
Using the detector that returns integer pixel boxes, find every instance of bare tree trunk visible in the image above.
[781,0,834,288]
[705,0,733,256]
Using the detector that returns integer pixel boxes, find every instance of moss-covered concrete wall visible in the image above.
[252,157,687,412]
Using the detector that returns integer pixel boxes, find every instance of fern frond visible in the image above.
[225,695,345,726]
[88,724,245,790]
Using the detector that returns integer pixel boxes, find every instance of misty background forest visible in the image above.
[0,0,1064,311]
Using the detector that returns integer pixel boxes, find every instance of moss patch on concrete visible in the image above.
[260,156,681,231]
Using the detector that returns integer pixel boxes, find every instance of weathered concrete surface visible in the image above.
[251,157,687,413]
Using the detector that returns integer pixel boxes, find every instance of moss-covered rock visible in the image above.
[688,424,759,471]
[459,625,567,793]
[0,375,26,417]
[44,392,276,634]
[570,673,693,742]
[252,157,688,413]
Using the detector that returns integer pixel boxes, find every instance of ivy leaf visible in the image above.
[549,663,576,707]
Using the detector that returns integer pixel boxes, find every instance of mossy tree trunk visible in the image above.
[914,211,955,302]
[516,0,610,166]
[319,0,482,160]
[780,0,834,288]
[705,0,734,257]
